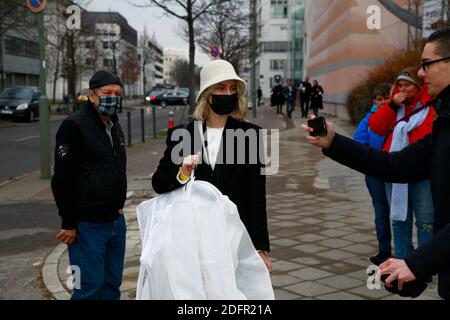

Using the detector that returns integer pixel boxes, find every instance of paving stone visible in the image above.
[270,238,300,247]
[318,238,354,248]
[288,267,334,281]
[270,275,303,287]
[316,275,365,290]
[293,244,328,254]
[316,291,365,300]
[342,233,374,243]
[272,260,304,272]
[295,233,327,242]
[343,256,373,268]
[349,286,392,299]
[291,257,322,266]
[342,244,376,254]
[320,221,347,229]
[300,217,324,225]
[316,249,357,260]
[344,270,371,282]
[284,281,337,297]
[319,229,353,237]
[274,289,303,300]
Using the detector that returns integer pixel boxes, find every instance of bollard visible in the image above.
[168,110,174,129]
[152,105,157,138]
[127,110,132,147]
[140,108,145,143]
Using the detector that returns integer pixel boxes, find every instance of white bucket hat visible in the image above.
[196,59,247,103]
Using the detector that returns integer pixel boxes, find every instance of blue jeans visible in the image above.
[68,215,126,300]
[286,100,295,118]
[365,176,391,253]
[385,180,434,259]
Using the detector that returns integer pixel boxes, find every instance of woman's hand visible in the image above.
[181,152,201,177]
[392,92,408,106]
[259,251,272,275]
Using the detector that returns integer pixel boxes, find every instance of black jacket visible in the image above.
[151,117,270,251]
[322,85,450,300]
[299,81,312,101]
[51,102,127,229]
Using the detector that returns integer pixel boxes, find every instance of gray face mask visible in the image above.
[97,95,122,116]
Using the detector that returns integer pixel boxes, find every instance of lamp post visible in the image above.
[251,0,257,118]
[38,10,51,179]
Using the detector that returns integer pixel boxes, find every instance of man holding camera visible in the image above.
[302,28,450,300]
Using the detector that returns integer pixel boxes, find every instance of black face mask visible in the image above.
[210,93,238,115]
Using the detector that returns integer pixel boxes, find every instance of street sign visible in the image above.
[210,46,220,58]
[27,0,47,12]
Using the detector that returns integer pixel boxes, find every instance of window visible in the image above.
[270,60,285,71]
[262,41,289,52]
[85,41,95,49]
[103,59,114,68]
[4,36,38,59]
[271,0,288,18]
[85,58,94,66]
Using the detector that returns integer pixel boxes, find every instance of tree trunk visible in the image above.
[142,63,147,96]
[188,2,196,117]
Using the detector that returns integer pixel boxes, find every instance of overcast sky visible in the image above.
[84,0,211,66]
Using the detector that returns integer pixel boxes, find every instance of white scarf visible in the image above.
[389,103,429,221]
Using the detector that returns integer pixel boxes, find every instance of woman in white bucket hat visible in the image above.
[152,59,272,273]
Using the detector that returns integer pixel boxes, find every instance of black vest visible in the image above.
[70,103,127,222]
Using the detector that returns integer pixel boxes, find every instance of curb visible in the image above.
[0,171,37,189]
[41,199,134,300]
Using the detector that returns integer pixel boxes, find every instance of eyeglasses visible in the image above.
[421,56,450,71]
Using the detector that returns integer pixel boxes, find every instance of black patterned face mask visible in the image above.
[210,93,238,115]
[97,95,122,116]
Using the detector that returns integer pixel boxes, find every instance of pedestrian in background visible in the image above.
[310,80,324,116]
[283,79,296,118]
[299,76,312,118]
[272,81,284,115]
[257,86,262,107]
[51,70,127,300]
[353,83,392,266]
[368,68,436,261]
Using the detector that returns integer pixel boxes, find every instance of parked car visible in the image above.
[147,90,188,107]
[0,86,41,122]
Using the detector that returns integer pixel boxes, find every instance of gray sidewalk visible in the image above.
[41,106,441,300]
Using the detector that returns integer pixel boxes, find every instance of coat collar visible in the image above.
[435,85,450,118]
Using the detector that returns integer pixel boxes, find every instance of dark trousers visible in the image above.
[68,215,126,300]
[257,96,262,107]
[365,176,392,253]
[300,99,310,118]
[276,104,283,114]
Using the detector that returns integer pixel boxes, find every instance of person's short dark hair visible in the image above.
[372,83,391,99]
[427,27,450,57]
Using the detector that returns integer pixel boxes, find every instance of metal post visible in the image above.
[38,11,51,179]
[152,105,157,138]
[127,111,132,147]
[251,0,257,118]
[140,108,145,143]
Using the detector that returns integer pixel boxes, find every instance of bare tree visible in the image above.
[182,0,250,72]
[120,46,140,97]
[171,59,200,88]
[130,0,228,115]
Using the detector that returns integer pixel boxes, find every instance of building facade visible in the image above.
[256,0,290,98]
[0,3,39,91]
[163,48,185,86]
[303,0,425,105]
[138,36,164,95]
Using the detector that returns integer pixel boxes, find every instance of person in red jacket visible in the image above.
[368,67,437,261]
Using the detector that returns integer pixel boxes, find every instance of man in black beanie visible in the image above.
[51,70,127,300]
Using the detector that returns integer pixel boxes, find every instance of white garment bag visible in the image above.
[135,178,274,300]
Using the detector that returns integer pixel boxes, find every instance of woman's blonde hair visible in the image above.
[193,81,247,122]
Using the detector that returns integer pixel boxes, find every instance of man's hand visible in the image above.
[259,251,272,275]
[301,115,336,149]
[57,229,77,245]
[379,258,416,291]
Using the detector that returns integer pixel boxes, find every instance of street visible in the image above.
[0,104,188,184]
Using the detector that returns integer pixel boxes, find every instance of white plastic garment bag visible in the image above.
[135,178,274,300]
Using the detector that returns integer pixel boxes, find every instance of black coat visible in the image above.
[311,85,324,109]
[51,102,127,229]
[151,116,270,251]
[322,85,450,300]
